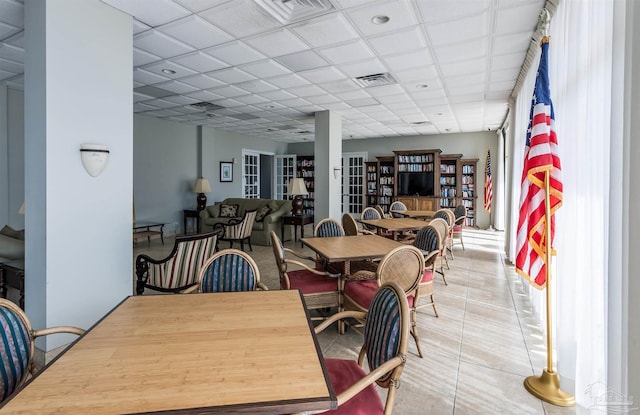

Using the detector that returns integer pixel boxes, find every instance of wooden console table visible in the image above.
[281,215,313,247]
[183,209,201,234]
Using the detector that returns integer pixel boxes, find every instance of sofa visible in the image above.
[200,198,292,246]
[0,225,25,260]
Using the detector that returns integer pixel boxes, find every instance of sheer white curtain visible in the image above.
[507,0,613,407]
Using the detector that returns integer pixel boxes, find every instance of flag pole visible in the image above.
[523,170,575,406]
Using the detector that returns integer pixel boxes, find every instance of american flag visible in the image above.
[515,38,563,289]
[483,149,492,213]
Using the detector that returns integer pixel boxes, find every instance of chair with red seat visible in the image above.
[412,225,441,317]
[270,231,339,321]
[343,245,425,358]
[452,204,467,251]
[307,281,410,415]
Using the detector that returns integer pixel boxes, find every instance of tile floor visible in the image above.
[133,227,588,414]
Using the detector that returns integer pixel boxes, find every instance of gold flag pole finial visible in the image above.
[523,170,575,407]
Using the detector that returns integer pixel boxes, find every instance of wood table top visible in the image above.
[390,210,435,219]
[1,291,336,415]
[359,217,430,232]
[301,234,404,262]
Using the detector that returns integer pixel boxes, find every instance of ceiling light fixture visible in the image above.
[416,84,428,89]
[161,69,176,74]
[372,15,390,25]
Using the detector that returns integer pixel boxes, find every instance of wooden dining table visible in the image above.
[390,209,436,219]
[0,291,337,415]
[358,217,429,239]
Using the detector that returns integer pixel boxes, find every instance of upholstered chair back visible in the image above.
[197,249,262,292]
[314,218,345,238]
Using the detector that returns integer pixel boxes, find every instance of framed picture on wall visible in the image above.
[220,161,233,182]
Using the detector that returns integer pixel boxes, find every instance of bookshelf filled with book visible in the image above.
[296,156,315,218]
[365,161,378,208]
[460,158,478,227]
[377,156,395,213]
[439,154,461,209]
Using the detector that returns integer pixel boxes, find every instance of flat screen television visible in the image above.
[397,172,434,196]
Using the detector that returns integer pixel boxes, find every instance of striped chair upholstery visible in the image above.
[217,210,257,252]
[313,218,345,237]
[428,218,449,283]
[412,225,441,318]
[389,201,408,218]
[135,231,218,295]
[312,282,409,415]
[0,299,83,403]
[452,205,467,251]
[190,249,266,293]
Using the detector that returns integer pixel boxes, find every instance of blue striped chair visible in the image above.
[428,217,450,280]
[312,281,410,415]
[412,225,441,318]
[452,205,467,251]
[215,210,258,252]
[135,231,219,295]
[0,299,83,403]
[433,208,455,259]
[313,218,345,237]
[183,249,267,293]
[389,201,408,218]
[343,245,424,358]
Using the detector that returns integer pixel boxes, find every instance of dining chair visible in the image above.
[360,207,394,237]
[389,201,408,218]
[452,204,467,251]
[412,225,441,316]
[214,209,257,251]
[433,209,454,259]
[428,217,450,279]
[302,281,410,415]
[313,217,345,237]
[342,213,374,236]
[135,230,219,295]
[270,231,340,321]
[374,204,387,218]
[0,298,84,403]
[182,248,267,293]
[343,245,426,358]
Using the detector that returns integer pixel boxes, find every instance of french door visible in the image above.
[275,154,296,200]
[342,152,367,215]
[243,151,260,199]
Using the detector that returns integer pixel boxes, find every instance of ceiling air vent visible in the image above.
[255,0,335,24]
[190,102,225,111]
[353,73,397,88]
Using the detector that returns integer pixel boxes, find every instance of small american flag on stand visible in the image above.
[515,37,563,289]
[483,149,492,213]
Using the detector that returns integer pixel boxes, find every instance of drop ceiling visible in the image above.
[0,0,545,142]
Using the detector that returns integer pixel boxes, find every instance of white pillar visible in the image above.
[24,0,133,351]
[314,110,342,221]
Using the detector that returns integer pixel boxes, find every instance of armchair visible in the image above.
[433,208,455,259]
[342,213,374,236]
[183,248,267,293]
[270,231,339,321]
[135,231,219,295]
[428,218,450,284]
[412,225,441,318]
[452,204,467,251]
[389,201,408,218]
[214,210,257,252]
[294,282,410,415]
[0,299,84,402]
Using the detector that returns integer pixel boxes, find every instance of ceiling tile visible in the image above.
[174,0,229,13]
[491,51,526,71]
[288,84,326,97]
[172,51,228,73]
[210,85,251,98]
[134,29,194,59]
[133,48,161,66]
[179,73,225,89]
[153,80,199,94]
[495,2,544,35]
[0,21,20,40]
[133,68,170,85]
[244,28,309,58]
[367,26,426,56]
[425,13,488,46]
[207,67,256,84]
[346,1,419,37]
[205,41,266,66]
[290,12,360,48]
[317,39,375,65]
[102,0,191,26]
[383,49,433,72]
[298,67,347,84]
[433,38,487,64]
[241,59,291,78]
[199,0,281,38]
[260,89,297,101]
[440,58,486,78]
[234,79,278,93]
[493,32,534,55]
[132,20,150,34]
[338,58,386,78]
[158,15,233,49]
[415,0,489,23]
[274,50,328,72]
[142,60,198,79]
[266,74,310,89]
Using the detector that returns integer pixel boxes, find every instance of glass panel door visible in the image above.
[342,152,366,215]
[243,151,259,199]
[275,154,296,200]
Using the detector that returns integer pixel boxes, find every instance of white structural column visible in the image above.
[24,0,133,351]
[314,110,342,221]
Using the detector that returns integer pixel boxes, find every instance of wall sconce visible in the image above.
[333,166,341,179]
[80,144,110,177]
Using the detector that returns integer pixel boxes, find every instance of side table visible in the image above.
[183,209,201,234]
[0,259,25,309]
[281,215,313,248]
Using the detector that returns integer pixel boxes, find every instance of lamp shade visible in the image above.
[194,178,212,193]
[288,178,308,196]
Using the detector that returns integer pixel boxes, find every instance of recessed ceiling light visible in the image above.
[410,121,431,126]
[416,84,428,89]
[445,128,451,132]
[435,112,444,116]
[161,69,176,74]
[265,104,276,109]
[372,15,390,25]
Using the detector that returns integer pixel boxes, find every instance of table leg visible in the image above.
[300,223,304,248]
[0,268,6,299]
[338,261,351,335]
[281,220,285,243]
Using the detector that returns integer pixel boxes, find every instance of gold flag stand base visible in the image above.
[524,369,576,407]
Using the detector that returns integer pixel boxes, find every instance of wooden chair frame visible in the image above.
[412,225,442,318]
[214,209,257,252]
[428,217,449,285]
[342,213,375,236]
[452,205,467,251]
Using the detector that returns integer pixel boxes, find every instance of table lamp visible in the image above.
[194,177,212,211]
[289,178,308,216]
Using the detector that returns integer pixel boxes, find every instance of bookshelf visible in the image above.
[460,158,478,227]
[296,156,315,218]
[365,161,378,208]
[377,156,395,213]
[439,154,461,209]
